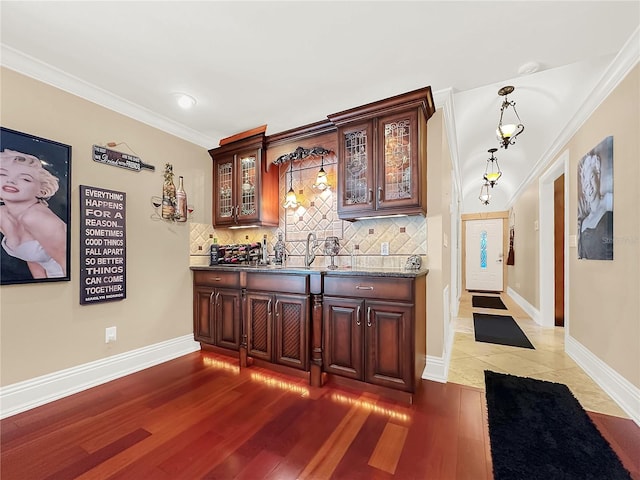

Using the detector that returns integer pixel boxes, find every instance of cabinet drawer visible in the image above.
[193,270,241,288]
[247,273,308,295]
[323,276,413,302]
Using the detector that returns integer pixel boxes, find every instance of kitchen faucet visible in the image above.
[305,232,318,267]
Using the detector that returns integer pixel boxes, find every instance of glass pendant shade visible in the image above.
[283,187,299,209]
[282,160,299,209]
[312,167,329,191]
[479,182,492,205]
[312,156,330,191]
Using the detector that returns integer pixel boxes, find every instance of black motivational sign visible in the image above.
[80,185,126,304]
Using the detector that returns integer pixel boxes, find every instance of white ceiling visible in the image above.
[1,1,639,213]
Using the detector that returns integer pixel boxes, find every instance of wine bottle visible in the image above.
[176,175,188,222]
[161,163,176,220]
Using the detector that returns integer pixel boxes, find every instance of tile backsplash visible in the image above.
[190,160,427,268]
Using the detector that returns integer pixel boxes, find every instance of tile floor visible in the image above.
[448,290,629,418]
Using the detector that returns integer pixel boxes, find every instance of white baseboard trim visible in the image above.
[423,323,456,384]
[566,335,640,426]
[422,354,447,383]
[0,334,201,419]
[506,287,541,325]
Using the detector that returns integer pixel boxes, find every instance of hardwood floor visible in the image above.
[2,349,638,479]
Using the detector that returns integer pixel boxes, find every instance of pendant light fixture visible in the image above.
[479,181,492,205]
[282,159,299,209]
[483,148,502,187]
[312,155,330,191]
[496,85,524,149]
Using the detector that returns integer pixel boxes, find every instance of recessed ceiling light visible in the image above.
[175,93,197,109]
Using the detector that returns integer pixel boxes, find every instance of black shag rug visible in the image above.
[472,295,507,310]
[473,313,534,349]
[485,371,632,480]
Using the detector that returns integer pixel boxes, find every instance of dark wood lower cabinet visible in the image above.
[193,285,241,350]
[192,268,426,398]
[323,297,414,391]
[246,291,309,371]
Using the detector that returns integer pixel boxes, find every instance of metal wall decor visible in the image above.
[273,146,332,165]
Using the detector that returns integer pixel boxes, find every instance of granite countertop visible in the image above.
[190,264,428,278]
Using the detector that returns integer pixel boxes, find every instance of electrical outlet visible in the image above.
[381,242,389,256]
[105,326,117,343]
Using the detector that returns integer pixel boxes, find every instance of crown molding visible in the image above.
[506,26,639,209]
[1,44,217,148]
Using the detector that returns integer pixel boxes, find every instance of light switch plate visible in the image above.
[105,326,117,343]
[381,242,389,256]
[569,235,577,247]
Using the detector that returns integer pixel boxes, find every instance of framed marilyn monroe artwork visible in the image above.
[0,127,72,285]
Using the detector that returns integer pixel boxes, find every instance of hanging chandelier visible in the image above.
[479,181,492,205]
[496,86,524,149]
[483,148,502,187]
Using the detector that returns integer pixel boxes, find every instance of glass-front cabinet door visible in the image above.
[337,122,375,217]
[377,110,421,211]
[213,149,261,226]
[237,150,258,222]
[214,154,235,226]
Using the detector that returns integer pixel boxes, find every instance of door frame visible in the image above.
[461,211,509,292]
[539,150,570,330]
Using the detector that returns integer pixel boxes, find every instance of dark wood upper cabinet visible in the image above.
[208,132,279,228]
[328,86,435,221]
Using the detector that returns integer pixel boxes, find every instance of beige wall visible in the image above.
[507,181,540,308]
[0,68,212,386]
[566,65,639,387]
[426,109,452,357]
[507,65,639,389]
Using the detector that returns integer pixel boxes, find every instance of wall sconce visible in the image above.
[282,159,300,209]
[312,155,330,191]
[496,85,524,149]
[483,148,502,187]
[479,181,492,205]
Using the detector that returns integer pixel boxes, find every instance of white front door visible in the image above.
[465,218,504,291]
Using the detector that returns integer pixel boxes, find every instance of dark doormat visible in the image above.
[485,371,632,480]
[472,295,507,310]
[473,313,534,349]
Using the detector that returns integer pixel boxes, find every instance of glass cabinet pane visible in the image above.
[218,161,233,218]
[383,118,412,200]
[239,154,256,216]
[344,130,369,205]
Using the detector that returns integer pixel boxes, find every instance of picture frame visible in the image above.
[0,127,72,285]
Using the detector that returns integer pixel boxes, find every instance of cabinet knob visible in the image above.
[267,299,272,316]
[378,187,383,202]
[275,300,279,317]
[367,306,372,327]
[356,305,361,326]
[356,285,374,291]
[368,189,373,204]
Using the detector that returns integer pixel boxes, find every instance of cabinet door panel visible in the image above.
[274,294,309,370]
[377,110,421,211]
[365,301,413,391]
[236,149,259,223]
[322,297,364,380]
[215,288,241,351]
[246,292,272,361]
[194,287,215,344]
[337,122,375,217]
[213,155,235,226]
